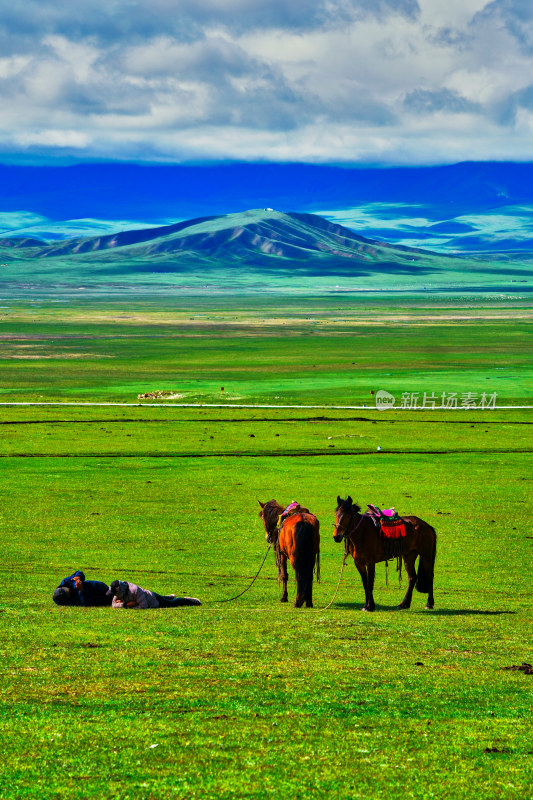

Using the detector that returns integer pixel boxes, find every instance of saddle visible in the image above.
[277,501,309,529]
[366,504,406,539]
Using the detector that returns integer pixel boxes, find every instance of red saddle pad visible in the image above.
[380,520,406,539]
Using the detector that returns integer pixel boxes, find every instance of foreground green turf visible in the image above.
[1,404,531,799]
[1,296,531,798]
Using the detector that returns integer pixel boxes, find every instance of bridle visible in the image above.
[261,504,281,545]
[265,526,278,545]
[334,506,366,549]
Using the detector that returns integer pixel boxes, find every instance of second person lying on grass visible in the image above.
[107,580,201,609]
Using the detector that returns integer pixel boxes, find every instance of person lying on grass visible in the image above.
[53,570,112,607]
[107,580,201,609]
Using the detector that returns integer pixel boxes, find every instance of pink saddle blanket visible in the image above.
[282,502,300,517]
[381,508,397,518]
[367,503,398,519]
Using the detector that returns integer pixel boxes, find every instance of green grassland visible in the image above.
[1,296,532,799]
[1,407,532,799]
[0,295,532,405]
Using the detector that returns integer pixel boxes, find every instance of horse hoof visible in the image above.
[397,604,410,611]
[362,606,374,612]
[280,597,288,603]
[425,604,434,610]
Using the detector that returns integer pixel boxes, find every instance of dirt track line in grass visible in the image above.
[1,448,532,458]
[1,417,532,426]
[0,402,532,409]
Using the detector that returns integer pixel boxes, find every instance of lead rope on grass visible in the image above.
[314,537,349,613]
[209,543,272,603]
[208,511,357,610]
[314,510,366,613]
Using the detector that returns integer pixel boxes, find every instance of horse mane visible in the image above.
[260,499,283,529]
[337,496,361,514]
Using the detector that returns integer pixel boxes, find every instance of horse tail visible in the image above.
[416,526,437,593]
[293,519,317,596]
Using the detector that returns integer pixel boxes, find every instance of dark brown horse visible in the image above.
[333,496,436,611]
[258,499,320,608]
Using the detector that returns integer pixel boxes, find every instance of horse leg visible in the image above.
[304,562,314,608]
[354,561,371,611]
[280,554,289,603]
[302,547,319,608]
[419,553,435,610]
[397,550,417,610]
[293,562,306,608]
[425,572,435,610]
[365,563,376,612]
[294,582,305,608]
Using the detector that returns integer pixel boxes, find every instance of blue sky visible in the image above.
[2,0,533,165]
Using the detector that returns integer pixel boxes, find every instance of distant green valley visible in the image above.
[0,209,532,296]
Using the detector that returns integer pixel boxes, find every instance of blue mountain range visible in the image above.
[1,161,533,252]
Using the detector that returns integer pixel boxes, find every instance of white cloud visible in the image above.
[15,130,90,148]
[1,0,533,163]
[0,55,30,79]
[0,211,49,233]
[417,0,490,28]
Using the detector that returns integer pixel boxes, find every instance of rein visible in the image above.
[312,510,366,613]
[313,541,349,613]
[209,508,365,610]
[339,508,403,587]
[210,543,272,603]
[266,525,284,584]
[312,513,360,613]
[335,509,367,544]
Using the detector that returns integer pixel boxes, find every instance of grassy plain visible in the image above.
[0,296,531,799]
[0,295,532,405]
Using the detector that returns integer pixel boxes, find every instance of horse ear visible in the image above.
[258,500,265,508]
[337,495,342,505]
[347,495,353,505]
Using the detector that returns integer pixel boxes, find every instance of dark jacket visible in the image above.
[58,571,112,606]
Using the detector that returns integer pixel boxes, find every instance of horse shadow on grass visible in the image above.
[425,609,517,616]
[333,602,516,615]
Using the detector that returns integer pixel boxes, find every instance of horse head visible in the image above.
[258,499,283,543]
[333,495,361,542]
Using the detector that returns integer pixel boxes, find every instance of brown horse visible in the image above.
[333,496,436,611]
[258,499,320,608]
